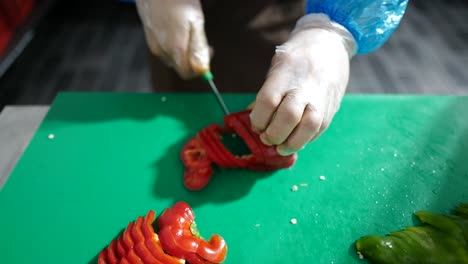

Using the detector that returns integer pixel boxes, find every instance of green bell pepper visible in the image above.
[355,203,468,263]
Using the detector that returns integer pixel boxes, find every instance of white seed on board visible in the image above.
[319,175,326,181]
[291,185,298,192]
[290,218,297,225]
[48,134,55,139]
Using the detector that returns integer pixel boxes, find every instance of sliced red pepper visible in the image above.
[157,201,228,263]
[134,242,164,264]
[183,167,214,191]
[141,210,185,263]
[107,239,119,264]
[180,109,297,190]
[119,257,130,264]
[122,222,135,250]
[98,248,108,264]
[99,203,222,264]
[142,210,156,239]
[125,248,144,264]
[185,253,207,264]
[181,137,212,169]
[198,125,234,167]
[116,236,126,259]
[144,236,184,264]
[131,216,145,244]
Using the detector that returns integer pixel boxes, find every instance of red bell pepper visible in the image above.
[181,109,297,190]
[181,138,212,169]
[157,201,228,263]
[126,248,144,264]
[107,239,119,263]
[122,222,134,250]
[98,249,108,264]
[120,258,131,264]
[116,237,126,259]
[98,202,226,264]
[142,210,186,264]
[98,210,185,264]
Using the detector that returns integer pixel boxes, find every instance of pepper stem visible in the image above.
[190,221,203,239]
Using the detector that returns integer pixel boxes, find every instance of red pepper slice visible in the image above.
[181,137,212,169]
[125,248,144,264]
[141,210,185,263]
[107,239,119,264]
[142,210,156,239]
[180,109,297,190]
[116,236,126,259]
[119,257,130,264]
[122,222,135,250]
[185,253,208,264]
[131,216,145,244]
[198,125,233,167]
[98,248,108,264]
[157,201,228,263]
[134,242,164,264]
[144,236,184,264]
[183,167,214,191]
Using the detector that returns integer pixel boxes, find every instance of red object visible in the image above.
[0,0,36,57]
[98,210,185,264]
[0,14,12,58]
[0,0,36,29]
[181,109,297,190]
[157,201,228,263]
[98,202,226,263]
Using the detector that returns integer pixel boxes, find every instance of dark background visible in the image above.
[0,0,467,110]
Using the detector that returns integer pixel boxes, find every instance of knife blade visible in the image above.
[202,71,230,116]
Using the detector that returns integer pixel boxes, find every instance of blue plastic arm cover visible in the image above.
[305,0,409,55]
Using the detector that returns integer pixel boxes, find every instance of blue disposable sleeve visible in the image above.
[305,0,409,54]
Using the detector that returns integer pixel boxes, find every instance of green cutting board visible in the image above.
[1,92,467,264]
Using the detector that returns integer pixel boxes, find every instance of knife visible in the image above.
[202,71,230,116]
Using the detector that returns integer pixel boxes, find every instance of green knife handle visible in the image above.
[201,71,214,82]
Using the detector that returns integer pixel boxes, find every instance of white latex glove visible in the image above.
[249,14,357,156]
[135,0,210,79]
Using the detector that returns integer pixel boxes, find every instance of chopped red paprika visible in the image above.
[98,210,185,264]
[181,109,297,190]
[98,249,108,264]
[119,258,130,264]
[122,222,134,250]
[126,248,144,264]
[142,210,186,264]
[181,138,212,169]
[157,201,228,263]
[98,202,225,264]
[134,242,162,264]
[116,237,126,259]
[131,217,145,244]
[107,239,119,264]
[183,167,214,191]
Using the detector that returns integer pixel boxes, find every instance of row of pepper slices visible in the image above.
[181,110,297,191]
[98,201,227,264]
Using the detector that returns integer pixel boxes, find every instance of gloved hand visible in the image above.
[135,0,210,79]
[249,14,357,156]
